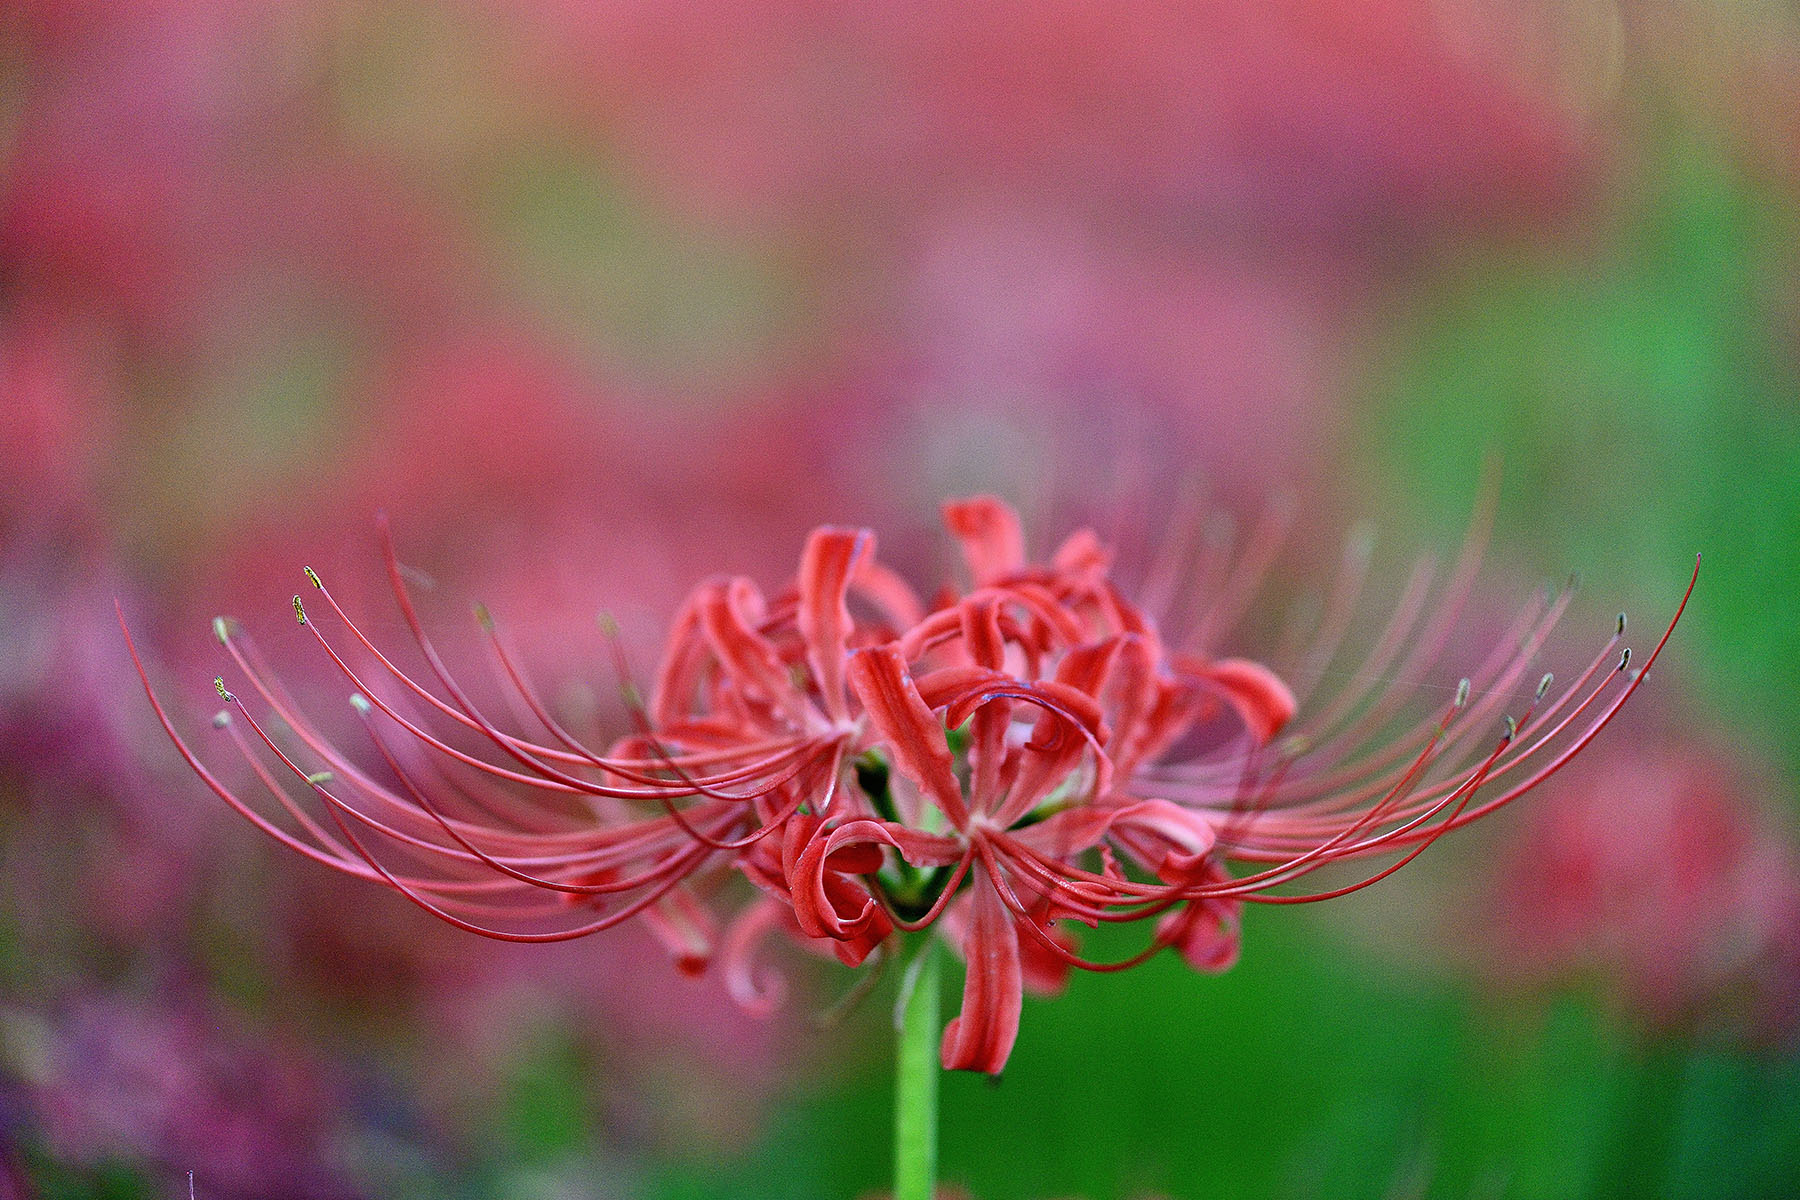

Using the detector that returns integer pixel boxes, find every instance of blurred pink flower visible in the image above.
[1,1,468,350]
[169,323,865,624]
[0,312,220,943]
[19,986,359,1199]
[499,0,1592,245]
[0,309,112,523]
[0,312,158,817]
[1483,731,1800,1042]
[877,206,1351,501]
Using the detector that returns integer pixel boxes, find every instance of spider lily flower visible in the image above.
[763,498,1697,1072]
[122,517,915,961]
[127,497,1695,1076]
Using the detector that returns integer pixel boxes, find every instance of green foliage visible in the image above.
[499,1028,595,1163]
[1360,139,1800,788]
[19,1146,153,1200]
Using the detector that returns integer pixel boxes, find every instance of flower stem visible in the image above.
[894,937,942,1200]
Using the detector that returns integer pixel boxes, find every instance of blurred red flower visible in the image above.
[1485,734,1800,1042]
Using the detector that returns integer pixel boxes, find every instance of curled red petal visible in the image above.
[1196,657,1297,743]
[1004,807,1121,859]
[721,895,790,1018]
[1157,865,1243,975]
[1051,528,1112,580]
[896,606,963,661]
[851,556,924,632]
[943,678,1105,744]
[798,526,869,723]
[1017,918,1076,997]
[649,597,708,725]
[820,817,965,869]
[1108,798,1220,880]
[698,577,805,722]
[914,664,1009,709]
[1116,678,1207,775]
[780,811,823,889]
[641,887,717,977]
[789,817,960,943]
[789,836,882,943]
[1053,638,1124,694]
[961,596,1012,814]
[940,871,1023,1075]
[847,645,969,830]
[943,495,1025,587]
[820,873,892,967]
[827,842,886,874]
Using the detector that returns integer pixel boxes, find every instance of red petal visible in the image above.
[1101,635,1159,764]
[961,596,1012,814]
[721,896,790,1018]
[1199,657,1297,743]
[940,873,1023,1075]
[826,842,886,874]
[789,817,961,943]
[1017,917,1075,997]
[1005,807,1120,858]
[1051,528,1111,580]
[789,832,881,943]
[1053,639,1123,694]
[1108,799,1219,880]
[847,645,969,830]
[1118,679,1207,773]
[642,887,717,977]
[798,526,870,722]
[821,872,892,966]
[698,578,805,722]
[943,495,1025,586]
[851,556,924,632]
[1158,894,1242,974]
[897,606,964,662]
[649,596,708,725]
[914,664,1008,709]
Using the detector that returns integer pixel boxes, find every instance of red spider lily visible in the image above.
[126,497,1696,1075]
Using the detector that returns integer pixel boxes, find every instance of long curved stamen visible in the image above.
[869,848,978,933]
[354,699,735,896]
[296,595,820,806]
[216,668,725,939]
[363,536,824,808]
[978,842,1174,973]
[224,689,686,886]
[1185,494,1295,653]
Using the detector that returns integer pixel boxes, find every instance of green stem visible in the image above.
[894,938,942,1200]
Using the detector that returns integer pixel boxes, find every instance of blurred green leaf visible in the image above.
[501,1028,595,1164]
[1360,139,1800,789]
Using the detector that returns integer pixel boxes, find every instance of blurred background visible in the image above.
[2,2,1799,1197]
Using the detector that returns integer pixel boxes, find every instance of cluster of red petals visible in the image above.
[128,498,1695,1075]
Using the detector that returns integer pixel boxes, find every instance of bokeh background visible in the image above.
[3,3,1799,1197]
